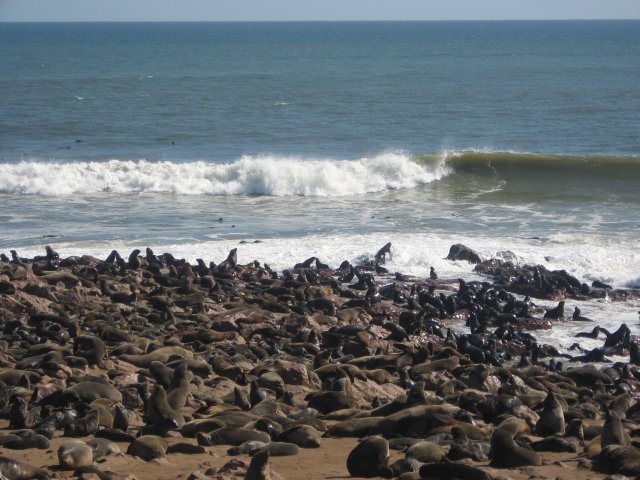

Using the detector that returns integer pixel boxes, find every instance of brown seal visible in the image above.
[601,409,629,449]
[245,450,271,480]
[166,360,190,411]
[144,384,185,427]
[534,391,565,436]
[0,455,49,479]
[490,418,542,468]
[58,442,93,469]
[346,435,392,478]
[127,435,168,461]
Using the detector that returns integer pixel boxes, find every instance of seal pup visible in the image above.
[346,435,393,478]
[64,409,99,437]
[58,442,93,469]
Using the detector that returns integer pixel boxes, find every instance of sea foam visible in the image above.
[0,152,449,196]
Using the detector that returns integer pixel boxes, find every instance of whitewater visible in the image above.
[1,21,639,356]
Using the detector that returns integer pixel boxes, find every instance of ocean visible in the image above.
[1,21,639,352]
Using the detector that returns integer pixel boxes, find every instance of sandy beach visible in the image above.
[0,245,638,480]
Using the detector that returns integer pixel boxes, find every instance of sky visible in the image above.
[1,0,639,22]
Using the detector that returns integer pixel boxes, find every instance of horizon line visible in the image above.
[1,18,639,23]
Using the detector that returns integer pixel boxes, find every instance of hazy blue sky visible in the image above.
[1,0,639,22]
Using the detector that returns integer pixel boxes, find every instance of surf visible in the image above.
[0,152,449,196]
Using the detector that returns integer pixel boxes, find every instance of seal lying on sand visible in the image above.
[0,455,49,479]
[346,436,393,478]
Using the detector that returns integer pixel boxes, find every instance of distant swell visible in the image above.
[0,152,449,196]
[435,150,640,180]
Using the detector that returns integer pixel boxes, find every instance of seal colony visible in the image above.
[0,244,639,480]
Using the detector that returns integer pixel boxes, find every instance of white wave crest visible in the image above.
[0,152,450,196]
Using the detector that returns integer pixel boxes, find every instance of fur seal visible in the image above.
[95,428,135,443]
[197,427,271,446]
[166,360,190,411]
[601,409,629,449]
[277,425,322,448]
[490,418,542,468]
[9,397,39,429]
[137,417,180,437]
[535,391,565,436]
[544,300,565,320]
[0,431,49,450]
[245,450,271,480]
[250,442,300,457]
[148,361,174,389]
[68,382,122,403]
[58,442,93,469]
[304,387,356,414]
[0,455,49,479]
[404,440,445,463]
[87,438,121,460]
[127,435,168,461]
[181,418,227,437]
[596,444,640,476]
[389,457,423,477]
[73,335,107,366]
[127,249,141,269]
[144,384,185,427]
[64,410,99,437]
[572,306,593,321]
[166,443,207,454]
[530,436,578,453]
[346,435,392,478]
[113,403,129,432]
[228,440,267,456]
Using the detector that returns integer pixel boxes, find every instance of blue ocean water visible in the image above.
[1,20,640,350]
[1,21,639,161]
[0,21,639,289]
